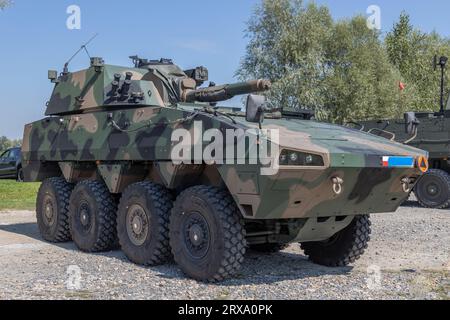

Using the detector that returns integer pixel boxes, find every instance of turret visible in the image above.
[44,55,271,116]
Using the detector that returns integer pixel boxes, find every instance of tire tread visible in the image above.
[70,180,118,252]
[118,181,173,266]
[301,215,371,267]
[170,186,247,282]
[415,169,450,209]
[36,177,73,243]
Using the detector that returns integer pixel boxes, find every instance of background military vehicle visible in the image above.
[22,53,428,282]
[360,56,450,209]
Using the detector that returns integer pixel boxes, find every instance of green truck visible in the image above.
[361,56,450,209]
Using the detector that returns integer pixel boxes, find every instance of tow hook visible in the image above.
[332,177,344,195]
[401,177,411,193]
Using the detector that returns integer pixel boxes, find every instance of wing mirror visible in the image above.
[246,94,266,124]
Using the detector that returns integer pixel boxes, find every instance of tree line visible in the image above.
[0,0,13,11]
[0,136,22,154]
[237,0,450,123]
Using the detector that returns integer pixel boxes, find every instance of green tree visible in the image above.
[385,12,450,112]
[237,0,334,112]
[238,0,408,123]
[385,13,416,75]
[0,136,22,154]
[0,0,13,10]
[0,137,10,153]
[323,17,407,122]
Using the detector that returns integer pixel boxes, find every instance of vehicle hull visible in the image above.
[23,105,426,220]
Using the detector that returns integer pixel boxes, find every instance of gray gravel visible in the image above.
[0,199,449,300]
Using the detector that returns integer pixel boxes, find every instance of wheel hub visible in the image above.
[183,212,210,259]
[43,196,55,226]
[78,201,92,231]
[426,183,439,196]
[189,224,205,246]
[126,204,149,246]
[80,210,89,226]
[44,203,53,220]
[415,171,450,208]
[132,216,143,234]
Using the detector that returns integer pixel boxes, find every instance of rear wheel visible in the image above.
[36,177,73,243]
[301,215,371,267]
[69,180,118,252]
[117,182,173,266]
[170,186,247,282]
[414,169,450,209]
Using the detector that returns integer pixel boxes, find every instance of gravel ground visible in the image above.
[0,199,449,300]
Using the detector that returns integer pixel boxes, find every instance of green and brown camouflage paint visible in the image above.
[22,57,428,242]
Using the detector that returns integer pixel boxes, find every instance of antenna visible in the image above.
[435,55,448,113]
[62,33,99,75]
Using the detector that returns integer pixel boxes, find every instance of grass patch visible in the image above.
[215,289,231,300]
[405,270,450,300]
[435,271,450,300]
[0,180,40,211]
[64,290,95,300]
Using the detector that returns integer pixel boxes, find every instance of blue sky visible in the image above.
[1,0,449,139]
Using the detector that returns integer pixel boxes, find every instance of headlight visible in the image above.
[279,150,324,166]
[289,152,299,162]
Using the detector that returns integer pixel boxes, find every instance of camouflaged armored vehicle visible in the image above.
[22,55,428,282]
[361,56,450,210]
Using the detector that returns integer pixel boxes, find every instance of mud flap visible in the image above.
[293,216,354,242]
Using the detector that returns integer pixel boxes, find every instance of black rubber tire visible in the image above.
[250,243,289,253]
[36,177,74,243]
[16,167,24,182]
[117,181,173,266]
[414,169,450,209]
[170,186,247,282]
[300,215,371,267]
[69,180,118,253]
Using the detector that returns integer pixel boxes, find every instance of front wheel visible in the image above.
[300,215,371,267]
[414,169,450,209]
[170,186,247,282]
